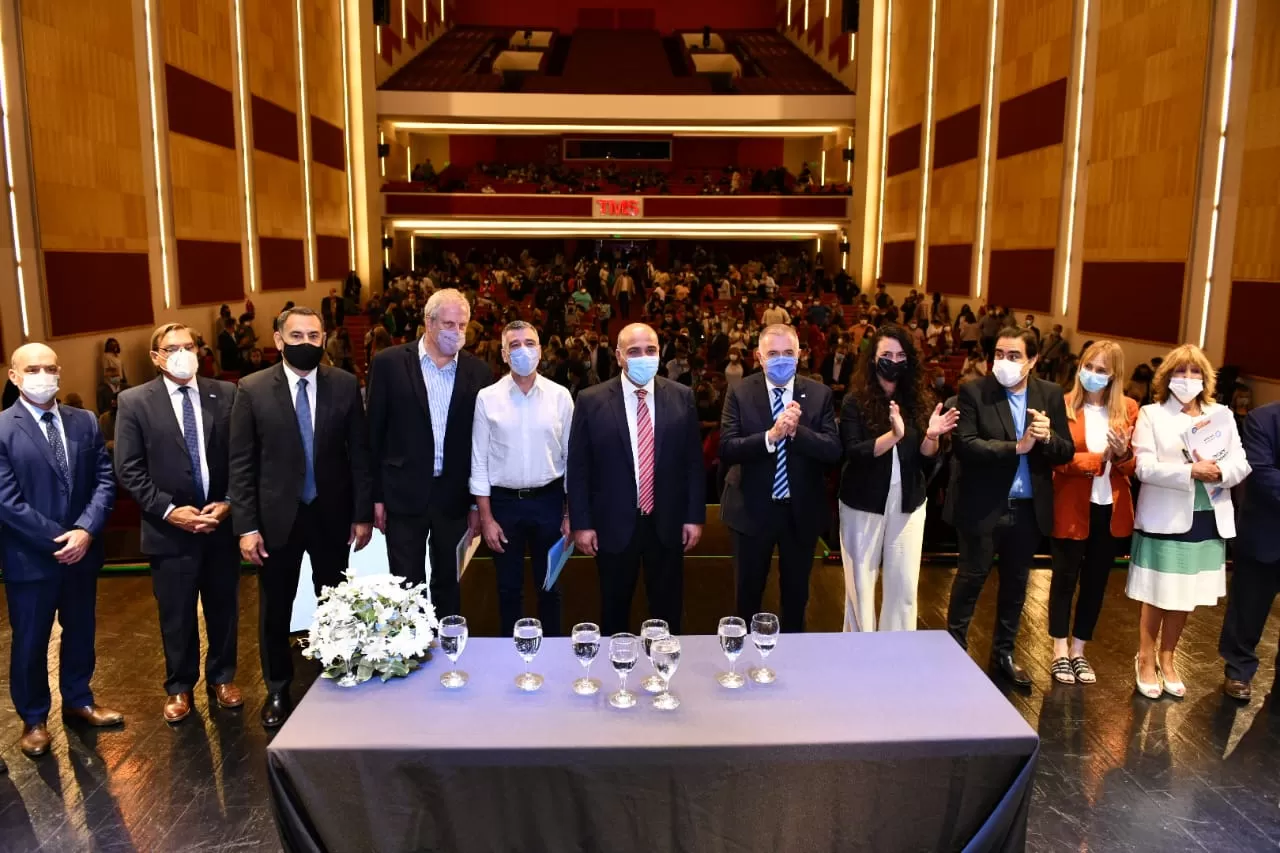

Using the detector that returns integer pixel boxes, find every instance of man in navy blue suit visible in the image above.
[0,343,120,761]
[1220,401,1280,701]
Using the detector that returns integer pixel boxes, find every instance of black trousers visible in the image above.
[151,536,240,695]
[948,500,1040,657]
[385,498,469,621]
[1047,503,1118,642]
[980,336,996,362]
[489,488,564,637]
[1219,551,1280,683]
[618,292,631,319]
[259,502,348,694]
[596,513,683,636]
[733,505,817,633]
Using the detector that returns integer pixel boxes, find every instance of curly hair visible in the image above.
[848,323,934,436]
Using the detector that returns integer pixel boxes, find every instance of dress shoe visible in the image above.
[992,653,1032,687]
[163,693,193,723]
[62,704,125,727]
[261,692,292,729]
[19,723,51,758]
[1223,678,1252,701]
[208,682,244,709]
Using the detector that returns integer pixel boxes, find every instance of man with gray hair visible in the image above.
[471,321,573,635]
[368,288,492,617]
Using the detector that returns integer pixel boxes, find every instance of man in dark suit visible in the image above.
[0,343,120,762]
[720,325,841,633]
[568,323,705,635]
[367,288,490,618]
[820,340,855,399]
[585,333,612,384]
[115,323,241,724]
[945,327,1072,685]
[1220,402,1280,701]
[230,307,373,727]
[321,288,344,331]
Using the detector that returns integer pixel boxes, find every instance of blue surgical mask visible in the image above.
[1078,369,1110,394]
[508,346,540,377]
[765,355,798,386]
[625,355,659,385]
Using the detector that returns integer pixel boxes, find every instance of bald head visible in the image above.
[9,342,60,407]
[617,323,659,357]
[10,342,57,373]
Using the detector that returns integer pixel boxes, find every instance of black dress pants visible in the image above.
[1219,551,1280,683]
[259,502,349,694]
[151,534,240,695]
[948,500,1040,657]
[489,489,564,637]
[385,499,469,620]
[596,513,683,636]
[1048,503,1118,642]
[733,504,817,633]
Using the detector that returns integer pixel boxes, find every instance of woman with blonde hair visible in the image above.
[1128,344,1251,698]
[1047,341,1139,684]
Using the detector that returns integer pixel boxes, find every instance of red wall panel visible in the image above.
[1078,261,1185,344]
[44,251,154,337]
[310,117,345,171]
[252,95,299,162]
[1224,280,1280,379]
[165,65,235,150]
[457,0,777,31]
[933,105,980,170]
[176,239,244,306]
[385,194,595,216]
[997,78,1068,160]
[927,244,972,296]
[316,235,350,281]
[987,248,1054,313]
[881,240,914,285]
[259,237,306,292]
[886,124,922,177]
[449,135,499,168]
[642,195,850,218]
[450,135,786,170]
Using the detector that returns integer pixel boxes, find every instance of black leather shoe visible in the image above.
[992,653,1032,687]
[261,692,292,729]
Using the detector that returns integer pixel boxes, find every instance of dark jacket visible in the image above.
[838,392,938,514]
[1237,402,1280,563]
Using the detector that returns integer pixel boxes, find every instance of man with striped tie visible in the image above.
[720,324,841,632]
[568,323,705,635]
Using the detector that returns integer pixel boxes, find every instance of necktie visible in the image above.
[635,389,655,514]
[296,378,317,504]
[178,387,205,501]
[41,411,70,491]
[771,387,791,499]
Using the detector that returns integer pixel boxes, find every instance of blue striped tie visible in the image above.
[178,387,205,500]
[771,387,790,499]
[296,378,317,504]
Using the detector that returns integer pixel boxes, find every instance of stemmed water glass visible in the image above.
[439,615,469,688]
[650,636,682,710]
[749,612,779,684]
[608,633,639,709]
[513,617,544,691]
[717,616,747,688]
[640,619,670,693]
[571,622,602,695]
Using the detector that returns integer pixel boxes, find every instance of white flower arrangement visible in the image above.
[302,571,439,687]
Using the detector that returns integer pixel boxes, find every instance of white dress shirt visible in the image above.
[763,376,795,453]
[419,336,458,477]
[163,376,210,513]
[21,397,68,459]
[283,363,317,431]
[470,373,573,496]
[1083,404,1114,506]
[621,375,656,507]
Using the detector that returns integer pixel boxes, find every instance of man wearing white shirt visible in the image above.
[115,324,242,723]
[472,321,573,635]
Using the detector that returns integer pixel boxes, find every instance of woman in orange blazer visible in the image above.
[1048,340,1139,684]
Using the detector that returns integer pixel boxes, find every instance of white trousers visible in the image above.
[839,488,927,632]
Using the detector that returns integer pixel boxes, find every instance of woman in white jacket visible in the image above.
[1127,345,1251,699]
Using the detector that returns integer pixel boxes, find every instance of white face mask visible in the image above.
[1168,377,1203,404]
[20,373,59,405]
[991,358,1026,389]
[165,349,198,381]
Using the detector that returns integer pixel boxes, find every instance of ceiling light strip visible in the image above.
[410,229,827,239]
[339,0,356,268]
[973,0,999,299]
[391,219,843,233]
[1199,0,1238,348]
[916,0,938,288]
[0,9,29,335]
[141,0,172,309]
[1060,0,1090,314]
[232,0,258,292]
[294,0,316,282]
[875,0,893,280]
[391,122,842,135]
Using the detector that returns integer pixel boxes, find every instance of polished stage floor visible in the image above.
[0,531,1277,852]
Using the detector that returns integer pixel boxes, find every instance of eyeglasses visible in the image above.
[159,345,198,355]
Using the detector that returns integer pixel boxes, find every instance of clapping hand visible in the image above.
[926,404,959,440]
[1027,409,1052,442]
[1105,426,1131,459]
[888,401,906,439]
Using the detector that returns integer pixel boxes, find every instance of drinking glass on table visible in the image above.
[717,616,747,688]
[749,612,779,684]
[650,636,682,711]
[571,622,601,696]
[608,633,639,709]
[513,617,544,692]
[439,615,469,688]
[640,619,670,693]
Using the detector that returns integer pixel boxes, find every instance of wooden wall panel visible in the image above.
[882,172,920,244]
[304,0,346,127]
[1230,0,1280,283]
[999,0,1073,101]
[161,0,234,88]
[887,0,931,135]
[254,151,305,238]
[990,145,1064,250]
[20,0,148,253]
[1082,0,1212,263]
[312,163,348,236]
[245,0,297,109]
[169,135,241,241]
[928,160,978,245]
[933,0,988,121]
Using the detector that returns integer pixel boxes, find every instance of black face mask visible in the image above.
[875,357,908,383]
[284,342,324,371]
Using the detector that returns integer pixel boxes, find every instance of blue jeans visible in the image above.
[490,489,565,637]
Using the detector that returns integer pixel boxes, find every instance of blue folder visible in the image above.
[544,537,575,591]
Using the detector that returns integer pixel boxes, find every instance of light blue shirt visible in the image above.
[419,336,458,477]
[1006,389,1032,499]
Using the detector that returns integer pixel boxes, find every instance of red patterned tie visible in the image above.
[636,389,655,514]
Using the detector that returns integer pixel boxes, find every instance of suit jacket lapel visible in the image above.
[314,367,332,453]
[444,355,471,443]
[151,378,186,457]
[403,340,432,426]
[198,377,218,450]
[13,405,61,478]
[61,409,79,488]
[1026,377,1046,420]
[609,379,636,471]
[271,365,304,455]
[987,376,1017,440]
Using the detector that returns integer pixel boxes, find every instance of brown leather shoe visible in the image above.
[62,704,124,727]
[163,693,193,723]
[208,682,244,709]
[1223,678,1252,701]
[20,723,51,757]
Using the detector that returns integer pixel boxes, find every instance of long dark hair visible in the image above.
[849,323,933,435]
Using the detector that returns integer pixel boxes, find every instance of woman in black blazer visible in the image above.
[838,324,958,631]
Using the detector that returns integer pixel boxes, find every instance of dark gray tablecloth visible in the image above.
[267,631,1038,853]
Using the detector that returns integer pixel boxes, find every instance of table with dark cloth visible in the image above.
[267,631,1038,853]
